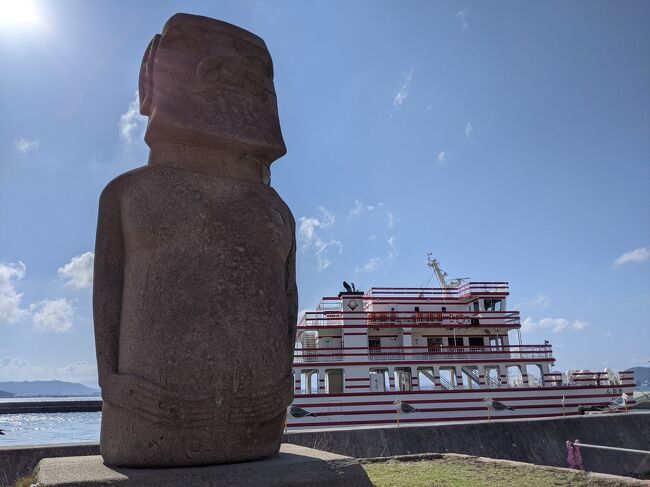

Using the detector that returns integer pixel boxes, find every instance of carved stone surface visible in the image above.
[93,13,297,467]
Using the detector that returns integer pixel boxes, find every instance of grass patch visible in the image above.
[12,476,36,487]
[363,457,634,487]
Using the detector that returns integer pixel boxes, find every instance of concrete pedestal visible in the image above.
[34,443,372,487]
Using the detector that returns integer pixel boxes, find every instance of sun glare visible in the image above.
[0,0,40,28]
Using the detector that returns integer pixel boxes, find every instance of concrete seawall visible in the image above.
[1,414,648,485]
[282,414,650,478]
[0,443,99,486]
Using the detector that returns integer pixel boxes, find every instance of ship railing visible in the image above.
[366,282,510,299]
[297,310,521,329]
[564,371,627,387]
[364,310,520,327]
[293,344,553,363]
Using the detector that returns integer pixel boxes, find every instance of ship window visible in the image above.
[369,368,389,392]
[448,337,463,347]
[325,369,343,394]
[483,299,502,311]
[441,306,447,312]
[427,337,442,352]
[415,306,420,312]
[473,301,480,312]
[417,367,435,390]
[468,337,484,347]
[301,369,319,394]
[394,368,412,391]
[368,337,381,353]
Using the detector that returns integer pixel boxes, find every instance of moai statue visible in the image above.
[93,13,297,467]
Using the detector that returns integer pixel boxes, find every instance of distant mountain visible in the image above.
[626,367,650,391]
[0,390,17,398]
[0,380,100,397]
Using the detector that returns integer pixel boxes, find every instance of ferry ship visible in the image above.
[287,257,636,429]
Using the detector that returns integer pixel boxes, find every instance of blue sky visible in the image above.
[1,1,648,387]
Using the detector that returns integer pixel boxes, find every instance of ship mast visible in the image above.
[426,254,469,288]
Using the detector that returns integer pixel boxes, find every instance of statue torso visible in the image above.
[109,165,294,398]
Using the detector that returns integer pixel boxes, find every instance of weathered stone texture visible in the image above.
[93,13,296,467]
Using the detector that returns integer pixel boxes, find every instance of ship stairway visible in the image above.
[461,366,482,388]
[486,375,502,388]
[302,331,318,362]
[438,374,456,390]
[302,331,318,348]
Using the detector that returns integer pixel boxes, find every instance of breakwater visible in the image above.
[0,400,102,415]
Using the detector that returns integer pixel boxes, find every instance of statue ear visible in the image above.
[139,34,161,116]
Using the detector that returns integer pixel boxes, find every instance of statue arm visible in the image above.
[93,184,124,391]
[286,221,298,355]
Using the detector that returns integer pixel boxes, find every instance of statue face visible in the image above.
[143,15,286,164]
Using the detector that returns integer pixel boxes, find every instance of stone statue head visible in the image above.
[139,13,286,166]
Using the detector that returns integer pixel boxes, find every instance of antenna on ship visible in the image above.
[426,254,469,288]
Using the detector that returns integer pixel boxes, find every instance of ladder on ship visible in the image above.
[302,331,318,362]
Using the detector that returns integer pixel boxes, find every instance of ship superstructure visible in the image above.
[288,259,635,429]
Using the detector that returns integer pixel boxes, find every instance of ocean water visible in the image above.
[0,397,101,446]
[0,411,101,446]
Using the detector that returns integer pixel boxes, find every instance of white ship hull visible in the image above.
[288,376,636,429]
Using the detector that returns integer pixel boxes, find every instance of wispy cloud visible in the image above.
[516,294,551,310]
[437,151,446,162]
[465,122,473,140]
[15,138,40,154]
[385,211,395,228]
[393,67,414,107]
[347,200,377,220]
[613,246,649,268]
[31,298,75,333]
[356,236,398,273]
[119,91,147,144]
[0,261,30,326]
[455,10,468,31]
[298,207,342,271]
[522,316,589,333]
[58,252,94,290]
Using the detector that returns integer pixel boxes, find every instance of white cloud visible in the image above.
[387,236,398,259]
[521,317,536,332]
[58,252,94,290]
[0,261,30,326]
[522,316,589,333]
[385,211,395,228]
[465,122,473,140]
[0,356,98,384]
[393,67,414,107]
[572,320,589,330]
[356,257,383,273]
[437,151,446,162]
[347,200,378,220]
[119,91,147,144]
[516,294,551,309]
[539,317,570,332]
[298,206,341,272]
[613,247,650,268]
[455,10,468,31]
[31,298,74,333]
[15,138,40,154]
[356,237,398,273]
